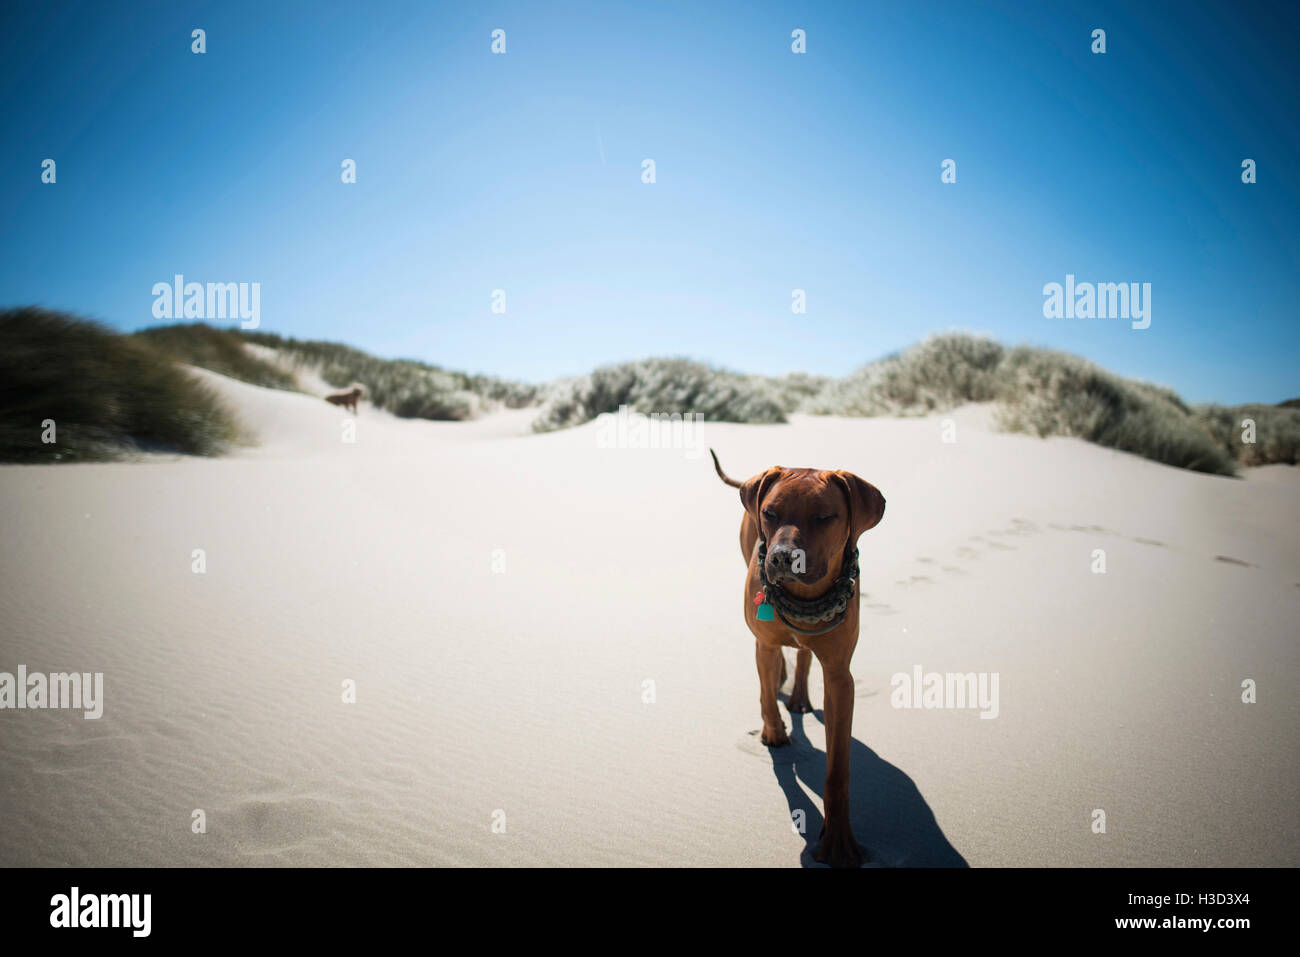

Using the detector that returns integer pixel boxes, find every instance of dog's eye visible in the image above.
[816,514,836,523]
[762,508,777,522]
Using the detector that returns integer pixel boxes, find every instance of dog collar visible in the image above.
[755,540,859,636]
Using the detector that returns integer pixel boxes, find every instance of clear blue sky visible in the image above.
[1,0,1296,403]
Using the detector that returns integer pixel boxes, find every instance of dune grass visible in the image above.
[1195,403,1300,467]
[530,358,789,432]
[5,310,1290,475]
[808,334,1241,475]
[0,308,241,462]
[134,323,299,391]
[992,346,1238,475]
[242,331,538,420]
[806,335,1005,416]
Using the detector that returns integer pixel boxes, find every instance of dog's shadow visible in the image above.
[770,696,968,867]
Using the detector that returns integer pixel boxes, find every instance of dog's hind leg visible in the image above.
[786,648,814,713]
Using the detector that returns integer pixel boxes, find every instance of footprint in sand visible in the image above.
[1044,522,1266,572]
[226,797,343,850]
[894,575,934,586]
[862,601,899,615]
[1042,522,1269,573]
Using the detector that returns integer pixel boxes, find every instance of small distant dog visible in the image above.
[325,383,365,414]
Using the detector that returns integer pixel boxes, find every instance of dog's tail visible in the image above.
[710,448,743,488]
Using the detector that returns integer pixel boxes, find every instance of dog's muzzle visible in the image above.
[764,544,801,583]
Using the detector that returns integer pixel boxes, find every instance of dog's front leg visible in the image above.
[786,648,814,713]
[755,642,789,747]
[816,665,864,867]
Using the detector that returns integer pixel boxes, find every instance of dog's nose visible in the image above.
[766,545,799,581]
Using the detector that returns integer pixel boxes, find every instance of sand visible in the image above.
[1,370,1297,867]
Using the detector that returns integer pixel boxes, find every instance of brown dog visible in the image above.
[711,448,885,868]
[325,384,365,414]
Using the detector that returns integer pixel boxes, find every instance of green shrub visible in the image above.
[531,358,788,432]
[993,347,1236,475]
[807,334,1005,415]
[0,308,241,462]
[134,323,299,391]
[1194,404,1300,466]
[810,333,1238,476]
[242,331,537,421]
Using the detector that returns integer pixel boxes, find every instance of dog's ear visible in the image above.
[832,471,885,541]
[739,467,783,527]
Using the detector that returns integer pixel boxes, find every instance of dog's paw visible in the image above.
[815,830,866,868]
[785,694,814,714]
[760,724,790,747]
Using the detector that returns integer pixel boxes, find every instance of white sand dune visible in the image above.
[1,372,1297,866]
